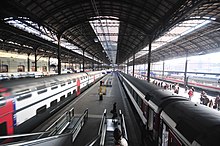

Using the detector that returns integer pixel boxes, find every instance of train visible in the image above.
[0,71,104,139]
[118,72,220,146]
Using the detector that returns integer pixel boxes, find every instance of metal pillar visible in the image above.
[92,55,95,71]
[147,39,152,82]
[48,57,50,72]
[27,53,30,72]
[127,60,129,74]
[184,54,188,88]
[34,48,37,71]
[162,61,165,79]
[132,53,135,76]
[83,50,85,72]
[57,36,61,75]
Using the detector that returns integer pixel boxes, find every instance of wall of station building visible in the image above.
[0,50,80,73]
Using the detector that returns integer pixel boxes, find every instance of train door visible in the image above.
[160,122,169,146]
[0,98,14,136]
[148,108,154,131]
[168,130,182,146]
[76,78,80,96]
[141,100,148,119]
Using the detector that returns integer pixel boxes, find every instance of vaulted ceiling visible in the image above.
[1,0,220,65]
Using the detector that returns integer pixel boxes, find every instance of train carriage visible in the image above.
[160,101,220,146]
[118,72,220,146]
[0,71,104,137]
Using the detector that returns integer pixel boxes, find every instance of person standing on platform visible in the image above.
[188,87,194,101]
[111,102,118,122]
[214,95,220,110]
[200,91,207,104]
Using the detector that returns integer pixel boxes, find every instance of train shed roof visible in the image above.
[1,0,220,65]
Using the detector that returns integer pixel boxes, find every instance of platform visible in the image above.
[71,72,142,145]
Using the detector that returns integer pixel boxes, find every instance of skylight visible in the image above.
[134,18,212,61]
[4,17,95,60]
[90,17,120,64]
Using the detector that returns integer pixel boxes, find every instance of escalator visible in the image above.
[87,109,128,146]
[0,108,89,146]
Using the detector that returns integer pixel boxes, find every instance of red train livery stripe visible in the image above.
[76,79,80,96]
[0,99,14,135]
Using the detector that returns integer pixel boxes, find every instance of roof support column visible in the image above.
[27,53,30,72]
[147,39,152,82]
[162,61,165,79]
[83,49,85,72]
[92,55,95,71]
[48,57,51,72]
[184,53,188,89]
[132,52,135,77]
[57,35,61,75]
[127,60,129,74]
[34,48,37,72]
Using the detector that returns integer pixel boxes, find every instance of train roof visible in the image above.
[0,72,89,94]
[162,101,220,145]
[121,72,187,107]
[149,89,187,108]
[121,73,159,95]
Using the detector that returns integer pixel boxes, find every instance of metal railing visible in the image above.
[86,109,107,146]
[38,108,75,138]
[119,110,128,141]
[70,108,89,142]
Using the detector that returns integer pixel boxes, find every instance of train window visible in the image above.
[37,85,46,90]
[73,79,76,82]
[81,77,83,80]
[67,92,71,97]
[17,93,32,101]
[15,89,30,96]
[50,82,58,86]
[73,90,75,94]
[60,95,65,101]
[68,80,72,84]
[37,89,47,94]
[0,122,7,136]
[0,97,6,107]
[61,83,66,87]
[51,86,58,90]
[36,105,46,115]
[50,99,57,107]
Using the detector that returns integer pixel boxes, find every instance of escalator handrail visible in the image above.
[85,109,107,146]
[85,135,101,146]
[119,110,128,141]
[0,131,51,140]
[98,109,107,135]
[4,133,71,146]
[71,108,88,133]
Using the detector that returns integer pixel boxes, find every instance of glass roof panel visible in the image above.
[90,17,120,64]
[133,18,212,61]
